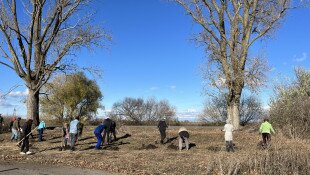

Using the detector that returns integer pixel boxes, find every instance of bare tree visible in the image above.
[0,0,110,125]
[111,97,145,124]
[110,97,176,124]
[199,93,263,125]
[175,0,289,129]
[270,67,310,139]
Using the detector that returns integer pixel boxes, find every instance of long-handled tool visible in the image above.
[16,126,38,146]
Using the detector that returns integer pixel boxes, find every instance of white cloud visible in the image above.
[176,109,201,121]
[149,87,158,91]
[0,99,15,108]
[263,105,270,110]
[169,85,176,90]
[8,89,29,97]
[186,108,197,113]
[294,52,307,62]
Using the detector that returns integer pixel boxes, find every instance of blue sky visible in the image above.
[0,0,309,120]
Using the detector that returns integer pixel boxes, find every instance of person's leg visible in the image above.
[70,133,75,150]
[11,129,17,140]
[102,130,107,144]
[17,131,20,140]
[112,130,117,141]
[95,133,102,149]
[21,139,25,152]
[38,129,42,141]
[266,133,271,147]
[11,130,14,140]
[41,129,44,140]
[229,141,234,152]
[262,133,267,148]
[184,137,189,150]
[163,129,166,142]
[159,129,165,144]
[106,130,111,144]
[24,138,29,153]
[225,141,229,152]
[63,137,67,149]
[178,137,183,150]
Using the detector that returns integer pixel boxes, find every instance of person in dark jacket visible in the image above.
[0,114,3,133]
[178,127,190,151]
[102,117,112,144]
[158,118,168,144]
[94,123,107,150]
[20,119,33,155]
[9,117,14,131]
[110,120,117,142]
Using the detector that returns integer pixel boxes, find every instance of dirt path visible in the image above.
[0,162,115,175]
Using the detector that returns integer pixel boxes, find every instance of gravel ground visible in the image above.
[0,162,114,175]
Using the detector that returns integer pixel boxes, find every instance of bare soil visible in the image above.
[0,125,309,175]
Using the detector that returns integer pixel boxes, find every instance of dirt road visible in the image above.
[0,162,114,175]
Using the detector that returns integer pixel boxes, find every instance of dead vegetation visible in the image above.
[0,126,309,175]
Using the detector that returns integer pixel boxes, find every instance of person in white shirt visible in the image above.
[222,119,234,152]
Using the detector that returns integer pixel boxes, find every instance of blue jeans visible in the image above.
[95,132,103,149]
[11,129,18,140]
[38,128,44,141]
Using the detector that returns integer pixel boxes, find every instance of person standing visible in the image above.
[0,114,3,133]
[157,118,168,144]
[11,117,21,141]
[9,117,14,132]
[110,120,117,142]
[94,123,107,150]
[69,117,80,151]
[102,116,112,144]
[20,119,33,155]
[259,118,275,149]
[222,119,234,152]
[62,122,70,150]
[178,127,190,151]
[37,120,46,142]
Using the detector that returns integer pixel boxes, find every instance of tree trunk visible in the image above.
[27,88,40,126]
[227,91,241,130]
[231,101,240,129]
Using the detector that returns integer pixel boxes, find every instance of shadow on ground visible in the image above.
[167,142,196,150]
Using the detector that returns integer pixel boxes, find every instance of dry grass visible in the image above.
[0,126,309,175]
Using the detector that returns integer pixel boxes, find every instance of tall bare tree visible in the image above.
[175,0,290,129]
[0,0,110,125]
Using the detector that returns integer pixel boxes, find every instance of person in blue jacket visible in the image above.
[37,120,46,142]
[94,123,107,150]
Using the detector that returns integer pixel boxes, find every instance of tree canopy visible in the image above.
[41,72,102,122]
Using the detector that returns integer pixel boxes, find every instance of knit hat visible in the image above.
[178,127,187,133]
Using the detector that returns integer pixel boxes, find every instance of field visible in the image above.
[0,125,310,175]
